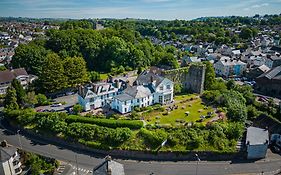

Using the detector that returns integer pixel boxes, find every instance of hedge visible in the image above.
[65,115,143,129]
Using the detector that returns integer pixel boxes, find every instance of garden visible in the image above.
[141,94,217,127]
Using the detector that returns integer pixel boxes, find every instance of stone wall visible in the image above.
[162,64,206,94]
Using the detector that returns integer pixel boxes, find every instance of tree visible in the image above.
[24,91,38,107]
[36,94,48,105]
[174,84,183,94]
[89,71,101,82]
[12,44,49,75]
[73,104,83,114]
[11,79,25,105]
[203,61,216,90]
[240,28,253,40]
[63,56,89,87]
[226,80,236,90]
[4,87,19,110]
[0,65,6,71]
[38,53,67,93]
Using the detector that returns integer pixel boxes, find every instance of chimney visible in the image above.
[105,155,112,161]
[1,140,8,147]
[150,76,153,83]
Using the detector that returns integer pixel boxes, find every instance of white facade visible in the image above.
[214,57,247,77]
[111,77,174,114]
[0,148,22,175]
[78,83,120,111]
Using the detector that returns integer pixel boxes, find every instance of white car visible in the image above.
[51,103,62,107]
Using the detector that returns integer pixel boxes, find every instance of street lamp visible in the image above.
[17,130,22,150]
[195,153,200,175]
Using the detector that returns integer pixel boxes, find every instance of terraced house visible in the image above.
[78,71,174,113]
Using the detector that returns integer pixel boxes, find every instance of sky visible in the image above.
[0,0,281,20]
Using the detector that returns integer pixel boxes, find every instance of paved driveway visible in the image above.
[36,94,78,112]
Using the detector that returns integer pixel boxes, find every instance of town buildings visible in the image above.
[78,71,174,113]
[111,71,174,114]
[214,57,247,77]
[0,141,22,175]
[255,66,281,98]
[0,68,36,95]
[78,82,123,111]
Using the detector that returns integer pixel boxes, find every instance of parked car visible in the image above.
[51,103,62,107]
[36,109,43,112]
[65,91,75,95]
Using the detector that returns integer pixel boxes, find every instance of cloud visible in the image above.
[252,3,269,8]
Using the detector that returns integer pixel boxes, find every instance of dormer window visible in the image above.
[167,85,171,89]
[160,86,164,90]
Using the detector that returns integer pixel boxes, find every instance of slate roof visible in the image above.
[135,71,165,87]
[0,68,29,84]
[257,65,270,73]
[114,85,154,102]
[0,146,17,162]
[78,83,118,99]
[258,66,281,80]
[123,85,153,99]
[114,93,134,102]
[219,57,246,66]
[93,156,125,175]
[0,70,14,84]
[11,68,28,77]
[246,127,268,145]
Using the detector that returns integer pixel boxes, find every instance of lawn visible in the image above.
[100,73,108,80]
[143,94,216,127]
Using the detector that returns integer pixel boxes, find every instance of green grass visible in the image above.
[100,73,108,80]
[143,94,216,126]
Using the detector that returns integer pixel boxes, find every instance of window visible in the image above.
[167,84,171,89]
[137,99,139,103]
[107,94,109,98]
[90,98,95,102]
[101,96,103,100]
[160,86,164,90]
[131,100,133,103]
[141,98,143,102]
[124,101,127,105]
[159,96,163,103]
[125,108,127,112]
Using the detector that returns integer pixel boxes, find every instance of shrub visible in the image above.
[139,128,167,148]
[65,115,143,129]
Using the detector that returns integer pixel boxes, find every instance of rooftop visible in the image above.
[246,127,269,146]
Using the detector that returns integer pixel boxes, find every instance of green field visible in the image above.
[143,94,216,126]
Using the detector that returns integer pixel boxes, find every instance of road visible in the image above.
[0,124,281,175]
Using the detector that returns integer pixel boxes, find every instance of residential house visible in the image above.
[265,54,281,69]
[0,68,36,95]
[247,55,267,67]
[93,156,125,175]
[78,82,123,111]
[182,56,202,64]
[255,66,281,98]
[214,57,247,77]
[0,141,22,175]
[111,72,174,114]
[246,127,269,159]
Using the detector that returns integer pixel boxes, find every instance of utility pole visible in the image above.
[17,130,22,150]
[195,153,200,175]
[75,154,79,175]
